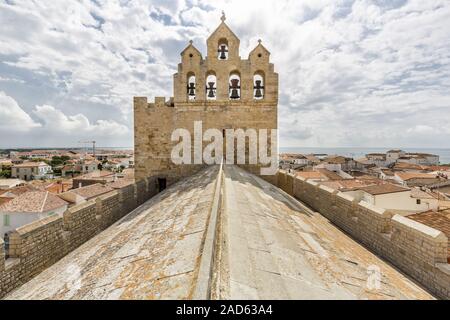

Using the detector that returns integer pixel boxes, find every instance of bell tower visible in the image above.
[134,14,278,183]
[173,13,278,105]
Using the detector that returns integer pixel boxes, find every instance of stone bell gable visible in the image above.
[173,13,278,104]
[206,15,240,61]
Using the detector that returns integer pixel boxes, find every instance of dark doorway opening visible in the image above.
[157,178,167,193]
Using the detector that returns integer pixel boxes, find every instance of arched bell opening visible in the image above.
[253,72,265,100]
[229,72,241,100]
[187,73,196,101]
[206,72,217,100]
[218,38,229,60]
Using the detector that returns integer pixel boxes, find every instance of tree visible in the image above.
[31,158,50,165]
[0,165,12,178]
[0,169,11,178]
[50,156,70,168]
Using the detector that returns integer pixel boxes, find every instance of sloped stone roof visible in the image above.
[4,166,434,300]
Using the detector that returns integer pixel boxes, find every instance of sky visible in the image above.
[0,0,449,149]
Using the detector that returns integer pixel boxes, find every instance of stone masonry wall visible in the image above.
[96,191,120,230]
[271,170,450,299]
[134,19,278,183]
[0,176,158,299]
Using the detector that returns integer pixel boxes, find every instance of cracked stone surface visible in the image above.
[216,165,434,300]
[5,166,218,300]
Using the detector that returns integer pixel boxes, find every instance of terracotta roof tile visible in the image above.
[358,184,410,195]
[296,171,325,180]
[0,191,68,213]
[71,183,114,200]
[108,179,134,189]
[395,172,439,181]
[13,162,49,168]
[77,170,115,179]
[316,169,343,181]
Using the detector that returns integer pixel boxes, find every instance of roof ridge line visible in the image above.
[40,191,49,213]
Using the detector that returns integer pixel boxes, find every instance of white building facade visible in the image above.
[11,162,53,181]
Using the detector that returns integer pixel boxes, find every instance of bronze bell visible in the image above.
[188,83,195,96]
[207,82,216,98]
[254,80,263,98]
[230,79,240,99]
[219,45,228,60]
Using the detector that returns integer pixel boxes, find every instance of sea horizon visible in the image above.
[1,146,449,164]
[280,147,450,165]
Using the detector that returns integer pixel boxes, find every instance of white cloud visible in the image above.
[0,92,129,148]
[0,0,450,148]
[32,104,129,136]
[0,92,40,131]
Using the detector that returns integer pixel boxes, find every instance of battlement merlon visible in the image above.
[133,96,175,110]
[0,237,4,272]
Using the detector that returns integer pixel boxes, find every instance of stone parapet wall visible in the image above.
[135,179,148,206]
[0,176,157,299]
[64,200,98,252]
[96,191,120,230]
[269,170,450,299]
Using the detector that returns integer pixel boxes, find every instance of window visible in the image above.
[187,74,196,100]
[218,39,229,60]
[3,215,10,227]
[253,73,265,99]
[206,73,217,100]
[416,199,421,205]
[229,72,241,100]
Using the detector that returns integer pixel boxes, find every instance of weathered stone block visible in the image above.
[392,215,448,264]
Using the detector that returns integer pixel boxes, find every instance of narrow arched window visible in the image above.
[187,74,196,100]
[229,72,241,100]
[253,73,264,100]
[218,39,229,60]
[206,73,217,100]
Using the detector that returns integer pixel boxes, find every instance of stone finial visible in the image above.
[189,40,193,45]
[221,11,226,22]
[258,39,262,44]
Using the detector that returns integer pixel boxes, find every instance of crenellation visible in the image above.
[64,200,97,251]
[358,201,392,234]
[7,232,21,258]
[268,170,450,299]
[118,184,137,214]
[135,179,147,206]
[96,191,120,229]
[302,180,319,209]
[13,215,64,280]
[392,215,448,265]
[316,185,336,215]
